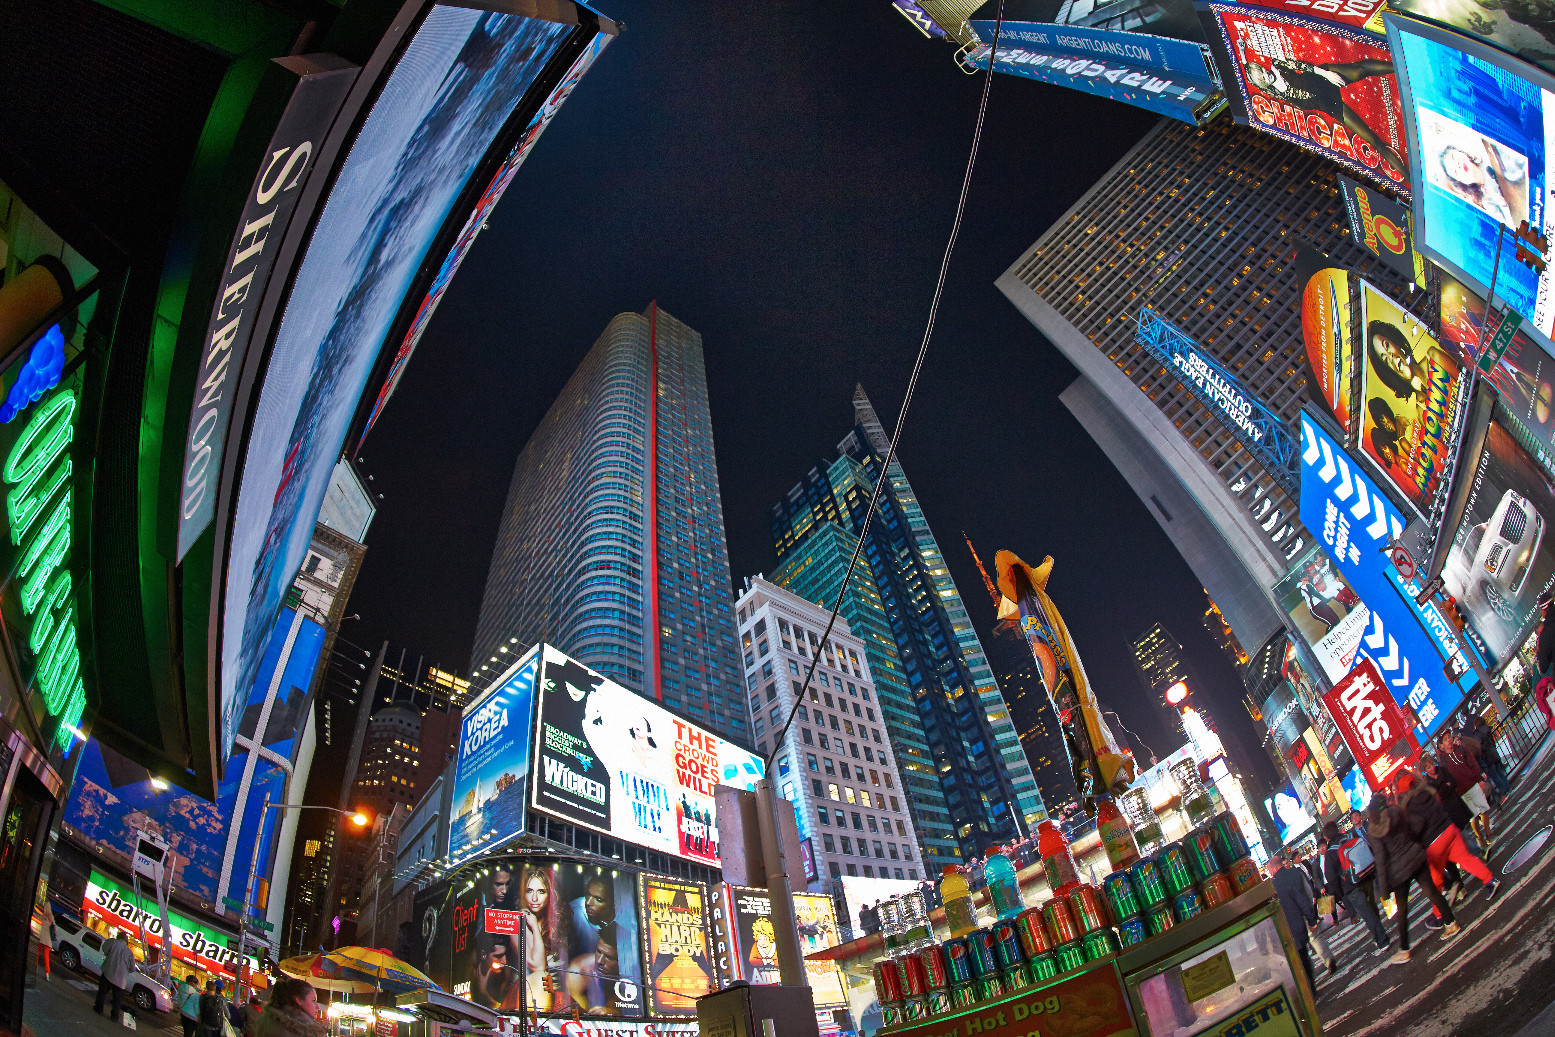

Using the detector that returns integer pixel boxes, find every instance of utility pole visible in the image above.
[753,778,804,987]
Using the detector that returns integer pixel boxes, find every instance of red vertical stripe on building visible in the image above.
[645,301,662,699]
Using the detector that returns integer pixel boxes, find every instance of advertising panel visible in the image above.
[1322,658,1421,790]
[1388,0,1555,77]
[529,645,763,866]
[1266,783,1317,842]
[448,649,541,864]
[221,8,574,759]
[718,886,848,1010]
[794,893,849,1010]
[1442,271,1555,467]
[1388,16,1555,348]
[1208,5,1411,192]
[895,0,950,38]
[1274,544,1370,682]
[966,42,1223,124]
[83,870,257,979]
[639,876,713,1016]
[1301,264,1356,427]
[1338,173,1422,279]
[357,29,613,448]
[850,961,1133,1037]
[1230,0,1387,32]
[1299,412,1471,733]
[1441,407,1555,664]
[970,19,1215,75]
[1357,280,1466,514]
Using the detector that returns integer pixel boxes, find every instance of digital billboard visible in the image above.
[1441,271,1555,466]
[1207,4,1411,192]
[1301,263,1356,427]
[448,648,540,864]
[1441,406,1555,664]
[1388,15,1555,349]
[357,29,613,448]
[1357,280,1466,515]
[1338,173,1422,278]
[721,885,848,1010]
[1388,0,1555,77]
[529,646,764,867]
[221,7,575,764]
[967,40,1224,124]
[1299,411,1471,733]
[1322,658,1420,790]
[640,876,713,1016]
[1274,544,1370,682]
[970,19,1215,76]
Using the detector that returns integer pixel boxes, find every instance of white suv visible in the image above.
[53,915,175,1014]
[1451,489,1545,621]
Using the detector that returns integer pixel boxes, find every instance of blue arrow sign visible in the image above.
[1299,412,1467,735]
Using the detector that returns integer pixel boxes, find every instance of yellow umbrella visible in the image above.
[277,953,377,994]
[322,946,441,994]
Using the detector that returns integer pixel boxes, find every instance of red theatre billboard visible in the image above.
[1205,4,1410,194]
[1322,658,1420,791]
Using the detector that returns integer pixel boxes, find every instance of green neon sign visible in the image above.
[3,386,85,748]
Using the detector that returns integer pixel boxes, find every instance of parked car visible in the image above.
[53,915,174,1014]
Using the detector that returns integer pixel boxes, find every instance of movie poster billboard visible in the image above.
[719,886,848,1010]
[530,646,763,866]
[1388,16,1555,349]
[1441,406,1555,664]
[967,42,1223,125]
[1302,264,1356,427]
[1441,271,1555,469]
[795,893,849,1010]
[1274,544,1371,682]
[448,649,541,864]
[1338,174,1422,279]
[1357,281,1466,514]
[1207,5,1411,192]
[640,876,714,1016]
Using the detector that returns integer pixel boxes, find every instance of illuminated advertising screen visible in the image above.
[970,19,1214,76]
[221,7,574,765]
[639,876,713,1016]
[83,870,257,980]
[1301,262,1356,427]
[1338,173,1422,278]
[1388,15,1555,348]
[529,645,763,866]
[1229,0,1387,31]
[719,886,848,1010]
[357,29,613,448]
[448,649,540,864]
[1322,658,1420,790]
[1442,271,1555,466]
[1388,0,1555,77]
[1441,406,1555,665]
[1357,280,1466,515]
[967,40,1223,124]
[1299,412,1471,733]
[1266,783,1317,843]
[1274,544,1370,682]
[1207,5,1411,192]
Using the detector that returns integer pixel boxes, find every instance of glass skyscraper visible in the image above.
[470,304,745,740]
[771,387,1044,861]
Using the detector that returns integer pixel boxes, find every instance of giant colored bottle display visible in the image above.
[1037,820,1080,896]
[1095,795,1141,870]
[984,846,1025,920]
[939,865,978,938]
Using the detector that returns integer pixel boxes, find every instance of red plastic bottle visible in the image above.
[1037,819,1080,896]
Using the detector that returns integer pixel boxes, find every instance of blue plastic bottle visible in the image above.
[984,845,1025,920]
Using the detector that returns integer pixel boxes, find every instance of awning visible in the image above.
[396,989,499,1029]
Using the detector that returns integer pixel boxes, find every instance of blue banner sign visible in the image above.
[967,43,1223,125]
[1299,412,1469,734]
[970,19,1213,77]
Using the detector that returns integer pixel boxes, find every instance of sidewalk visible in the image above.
[20,969,179,1037]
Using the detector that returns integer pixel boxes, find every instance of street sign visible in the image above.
[247,916,275,932]
[1388,542,1416,580]
[1479,306,1524,372]
[221,897,243,911]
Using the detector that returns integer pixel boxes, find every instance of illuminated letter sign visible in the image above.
[1323,658,1418,789]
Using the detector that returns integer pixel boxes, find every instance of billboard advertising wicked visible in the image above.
[448,648,540,864]
[1206,4,1410,192]
[530,646,763,867]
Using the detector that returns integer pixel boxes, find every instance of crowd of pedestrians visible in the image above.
[1270,713,1509,991]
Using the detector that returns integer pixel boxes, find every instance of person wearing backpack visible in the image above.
[177,974,201,1037]
[199,980,231,1037]
[1322,821,1388,952]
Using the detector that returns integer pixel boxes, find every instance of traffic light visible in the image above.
[1517,221,1548,273]
[1442,595,1467,631]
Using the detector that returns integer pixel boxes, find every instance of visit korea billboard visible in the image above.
[1206,4,1411,193]
[1322,658,1420,791]
[448,647,541,864]
[530,645,764,866]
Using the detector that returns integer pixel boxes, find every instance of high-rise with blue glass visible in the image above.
[770,387,1045,862]
[470,304,746,742]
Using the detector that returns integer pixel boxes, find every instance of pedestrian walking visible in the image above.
[94,928,135,1022]
[199,980,230,1037]
[1367,795,1458,963]
[1322,821,1388,952]
[177,974,202,1037]
[36,900,55,980]
[1287,852,1338,974]
[254,979,324,1037]
[1441,731,1494,849]
[1463,711,1512,803]
[1269,853,1320,991]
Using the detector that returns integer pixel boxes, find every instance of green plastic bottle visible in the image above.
[940,865,977,937]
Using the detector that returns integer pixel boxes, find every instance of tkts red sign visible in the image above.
[1323,658,1420,790]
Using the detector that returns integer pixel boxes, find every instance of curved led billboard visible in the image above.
[219,5,581,761]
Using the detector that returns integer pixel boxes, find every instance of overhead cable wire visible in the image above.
[764,5,1006,774]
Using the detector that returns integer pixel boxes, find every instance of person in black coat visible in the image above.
[1269,852,1319,991]
[1321,821,1388,951]
[1367,792,1457,963]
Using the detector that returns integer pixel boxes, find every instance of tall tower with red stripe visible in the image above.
[470,304,746,742]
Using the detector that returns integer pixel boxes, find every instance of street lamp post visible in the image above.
[236,800,369,1002]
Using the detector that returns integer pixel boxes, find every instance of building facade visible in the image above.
[470,304,745,740]
[998,119,1401,654]
[770,387,1044,860]
[734,577,926,886]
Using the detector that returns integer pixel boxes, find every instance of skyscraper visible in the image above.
[471,304,745,740]
[997,662,1081,816]
[997,119,1398,653]
[1131,623,1189,698]
[771,387,1044,860]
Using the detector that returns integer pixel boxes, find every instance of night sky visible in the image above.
[344,1,1284,800]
